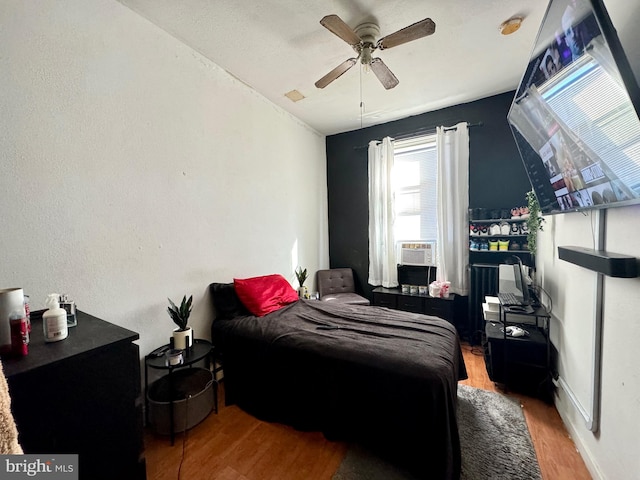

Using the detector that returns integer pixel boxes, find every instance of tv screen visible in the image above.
[508,0,640,215]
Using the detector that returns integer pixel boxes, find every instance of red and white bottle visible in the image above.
[9,308,29,356]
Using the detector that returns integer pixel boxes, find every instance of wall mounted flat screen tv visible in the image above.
[508,0,640,215]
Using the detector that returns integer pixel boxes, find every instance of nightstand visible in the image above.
[145,339,217,444]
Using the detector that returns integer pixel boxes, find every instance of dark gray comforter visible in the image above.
[212,298,467,479]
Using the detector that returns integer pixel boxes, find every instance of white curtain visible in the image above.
[368,137,398,287]
[436,123,469,295]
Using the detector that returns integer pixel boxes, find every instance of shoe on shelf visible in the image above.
[510,223,521,235]
[499,239,510,251]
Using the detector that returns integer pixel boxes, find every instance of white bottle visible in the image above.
[43,294,68,342]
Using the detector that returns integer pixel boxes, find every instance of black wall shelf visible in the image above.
[558,246,638,278]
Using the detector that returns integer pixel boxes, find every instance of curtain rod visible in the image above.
[354,121,483,150]
[444,121,483,131]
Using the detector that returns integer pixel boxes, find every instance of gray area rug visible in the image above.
[332,384,542,480]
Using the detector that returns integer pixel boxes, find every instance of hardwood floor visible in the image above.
[144,343,592,480]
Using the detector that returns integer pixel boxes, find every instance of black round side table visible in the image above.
[144,339,217,444]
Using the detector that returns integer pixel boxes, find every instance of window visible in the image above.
[368,127,468,290]
[393,134,438,244]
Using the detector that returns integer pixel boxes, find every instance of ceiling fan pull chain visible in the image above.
[360,66,364,128]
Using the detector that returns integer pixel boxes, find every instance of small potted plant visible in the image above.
[525,190,545,283]
[295,267,308,299]
[167,295,193,350]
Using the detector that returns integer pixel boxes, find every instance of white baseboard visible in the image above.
[554,386,604,480]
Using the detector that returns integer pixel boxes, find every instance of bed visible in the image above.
[210,279,467,479]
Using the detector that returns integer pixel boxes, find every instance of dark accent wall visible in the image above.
[326,91,532,302]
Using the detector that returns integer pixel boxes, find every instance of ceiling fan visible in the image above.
[315,14,436,90]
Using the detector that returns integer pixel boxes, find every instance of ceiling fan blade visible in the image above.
[320,14,362,47]
[370,58,399,90]
[377,18,436,50]
[315,58,358,89]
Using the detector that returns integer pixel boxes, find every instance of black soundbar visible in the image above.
[558,246,638,278]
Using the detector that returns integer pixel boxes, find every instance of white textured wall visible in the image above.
[536,2,640,476]
[0,0,328,358]
[538,206,640,480]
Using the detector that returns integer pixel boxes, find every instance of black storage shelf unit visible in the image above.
[468,210,533,345]
[483,306,552,401]
[469,216,533,267]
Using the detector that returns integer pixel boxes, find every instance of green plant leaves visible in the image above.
[526,190,545,257]
[295,267,308,286]
[167,294,192,331]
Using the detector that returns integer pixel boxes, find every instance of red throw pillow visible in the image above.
[234,274,299,317]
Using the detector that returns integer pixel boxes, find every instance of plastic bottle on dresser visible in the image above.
[23,294,31,333]
[43,293,68,343]
[9,307,29,356]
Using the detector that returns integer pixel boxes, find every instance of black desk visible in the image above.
[3,310,146,480]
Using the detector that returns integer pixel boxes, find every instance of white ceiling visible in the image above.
[118,0,550,135]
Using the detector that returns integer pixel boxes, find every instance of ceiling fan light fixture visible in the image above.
[360,45,373,66]
[500,17,523,35]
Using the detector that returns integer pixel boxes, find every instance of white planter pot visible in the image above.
[173,327,194,350]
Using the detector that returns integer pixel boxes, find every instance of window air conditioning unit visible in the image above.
[399,243,436,266]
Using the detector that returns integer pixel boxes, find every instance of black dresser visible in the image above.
[3,310,146,480]
[372,287,465,333]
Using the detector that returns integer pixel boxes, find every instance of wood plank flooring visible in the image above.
[144,342,591,480]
